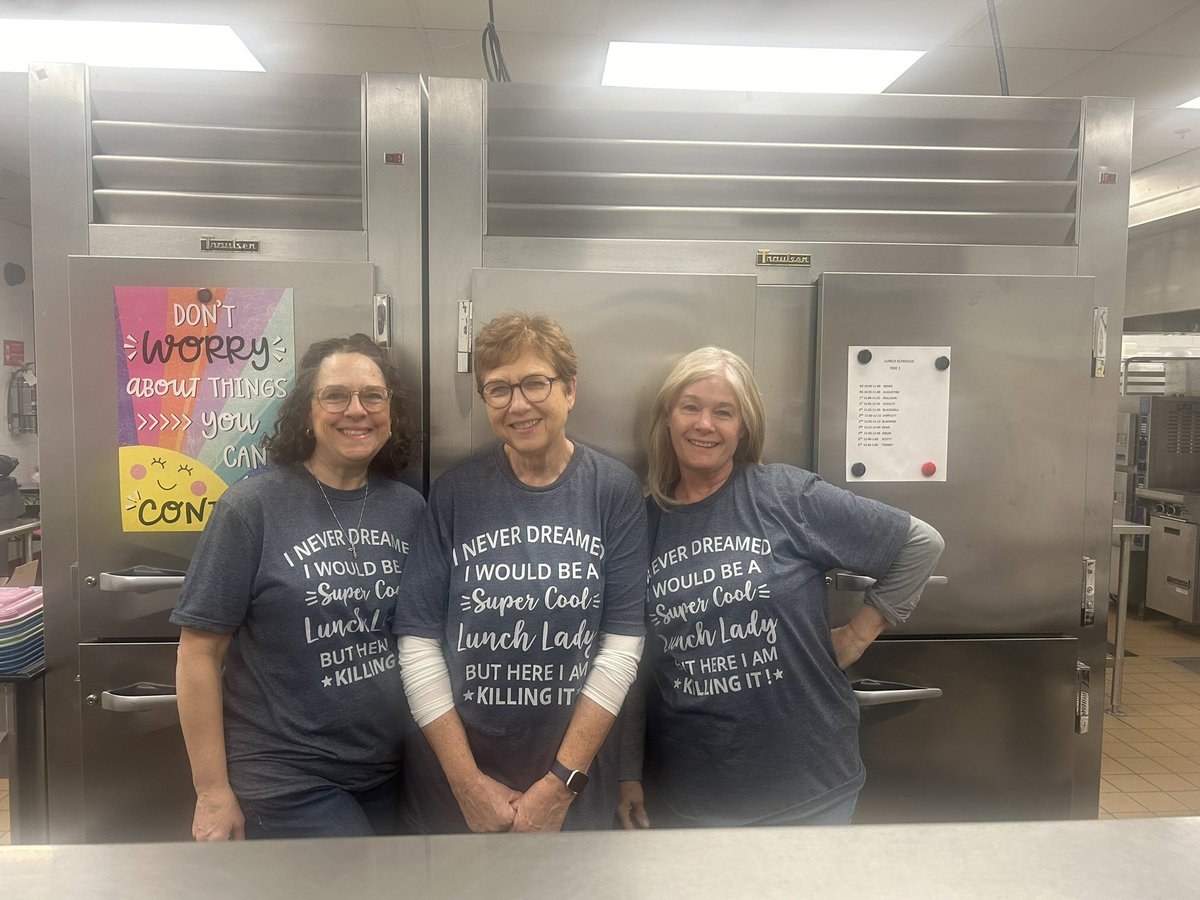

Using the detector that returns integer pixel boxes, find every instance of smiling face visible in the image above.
[481,348,576,464]
[668,374,745,488]
[307,351,391,485]
[119,445,226,532]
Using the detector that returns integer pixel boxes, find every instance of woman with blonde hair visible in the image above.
[620,346,943,828]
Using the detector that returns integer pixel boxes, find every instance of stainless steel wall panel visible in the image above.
[487,205,1077,245]
[426,78,487,484]
[92,157,361,197]
[29,62,91,844]
[88,224,367,261]
[1074,95,1135,819]
[92,190,364,231]
[487,85,1084,149]
[87,69,362,131]
[753,285,818,470]
[484,237,1079,283]
[363,72,426,491]
[78,643,192,843]
[485,85,1082,247]
[88,69,364,231]
[816,272,1095,635]
[852,636,1078,823]
[90,122,360,164]
[466,269,757,472]
[488,137,1080,181]
[488,172,1077,213]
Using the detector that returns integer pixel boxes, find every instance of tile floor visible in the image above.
[1100,606,1200,818]
[0,610,1195,845]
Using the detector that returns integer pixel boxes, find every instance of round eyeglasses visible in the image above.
[479,374,560,409]
[313,385,393,412]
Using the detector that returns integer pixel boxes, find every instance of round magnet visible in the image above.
[851,462,866,477]
[857,349,872,364]
[921,461,937,477]
[197,288,214,303]
[935,356,950,371]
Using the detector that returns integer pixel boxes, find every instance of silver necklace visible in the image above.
[310,470,369,558]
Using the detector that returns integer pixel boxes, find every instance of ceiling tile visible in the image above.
[1,0,417,27]
[952,0,1195,51]
[1043,50,1200,111]
[1120,3,1200,54]
[237,23,430,76]
[425,29,489,79]
[602,0,981,49]
[415,0,601,35]
[888,46,1103,97]
[1133,143,1193,170]
[491,31,606,85]
[426,28,607,83]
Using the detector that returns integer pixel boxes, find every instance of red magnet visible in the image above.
[921,461,937,477]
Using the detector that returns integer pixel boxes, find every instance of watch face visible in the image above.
[552,760,588,794]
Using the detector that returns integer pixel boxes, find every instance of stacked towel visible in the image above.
[0,586,43,673]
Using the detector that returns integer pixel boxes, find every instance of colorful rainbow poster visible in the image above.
[114,286,295,532]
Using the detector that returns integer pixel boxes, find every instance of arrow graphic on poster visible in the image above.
[136,413,193,431]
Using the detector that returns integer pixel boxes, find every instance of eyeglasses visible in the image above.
[479,374,560,409]
[313,385,393,412]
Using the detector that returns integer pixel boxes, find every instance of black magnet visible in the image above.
[851,462,866,477]
[935,356,950,371]
[857,349,872,364]
[197,288,214,303]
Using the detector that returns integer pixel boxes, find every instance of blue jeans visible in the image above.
[240,772,403,839]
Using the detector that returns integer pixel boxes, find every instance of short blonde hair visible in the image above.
[646,347,765,508]
[473,312,578,391]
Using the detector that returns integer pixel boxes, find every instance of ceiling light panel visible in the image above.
[602,42,924,93]
[0,20,264,72]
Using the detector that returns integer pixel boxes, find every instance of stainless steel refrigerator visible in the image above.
[30,68,1131,841]
[426,79,1130,823]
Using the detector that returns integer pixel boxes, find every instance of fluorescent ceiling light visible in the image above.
[0,19,264,73]
[602,42,924,94]
[1180,95,1200,109]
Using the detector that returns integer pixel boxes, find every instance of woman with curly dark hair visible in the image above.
[171,333,425,840]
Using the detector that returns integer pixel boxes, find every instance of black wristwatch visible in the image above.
[549,759,589,795]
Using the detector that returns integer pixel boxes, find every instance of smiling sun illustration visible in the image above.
[119,446,228,532]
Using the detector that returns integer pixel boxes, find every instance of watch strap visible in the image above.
[549,759,589,795]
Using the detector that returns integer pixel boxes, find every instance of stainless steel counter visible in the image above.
[2,818,1198,899]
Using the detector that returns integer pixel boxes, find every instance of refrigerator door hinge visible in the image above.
[373,293,391,347]
[1091,307,1108,377]
[1075,661,1091,734]
[457,299,473,374]
[1081,556,1097,626]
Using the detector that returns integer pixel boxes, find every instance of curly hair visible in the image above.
[261,333,414,478]
[646,346,765,509]
[472,312,578,390]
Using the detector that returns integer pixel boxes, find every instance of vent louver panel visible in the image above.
[486,85,1082,246]
[1166,404,1200,455]
[89,70,363,231]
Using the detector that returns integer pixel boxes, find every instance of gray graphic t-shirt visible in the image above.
[171,465,425,800]
[394,442,647,830]
[644,463,909,825]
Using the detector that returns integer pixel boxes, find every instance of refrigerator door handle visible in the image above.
[99,683,178,712]
[831,573,949,591]
[851,678,943,707]
[94,566,187,593]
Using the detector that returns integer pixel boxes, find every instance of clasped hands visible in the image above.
[453,769,574,833]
